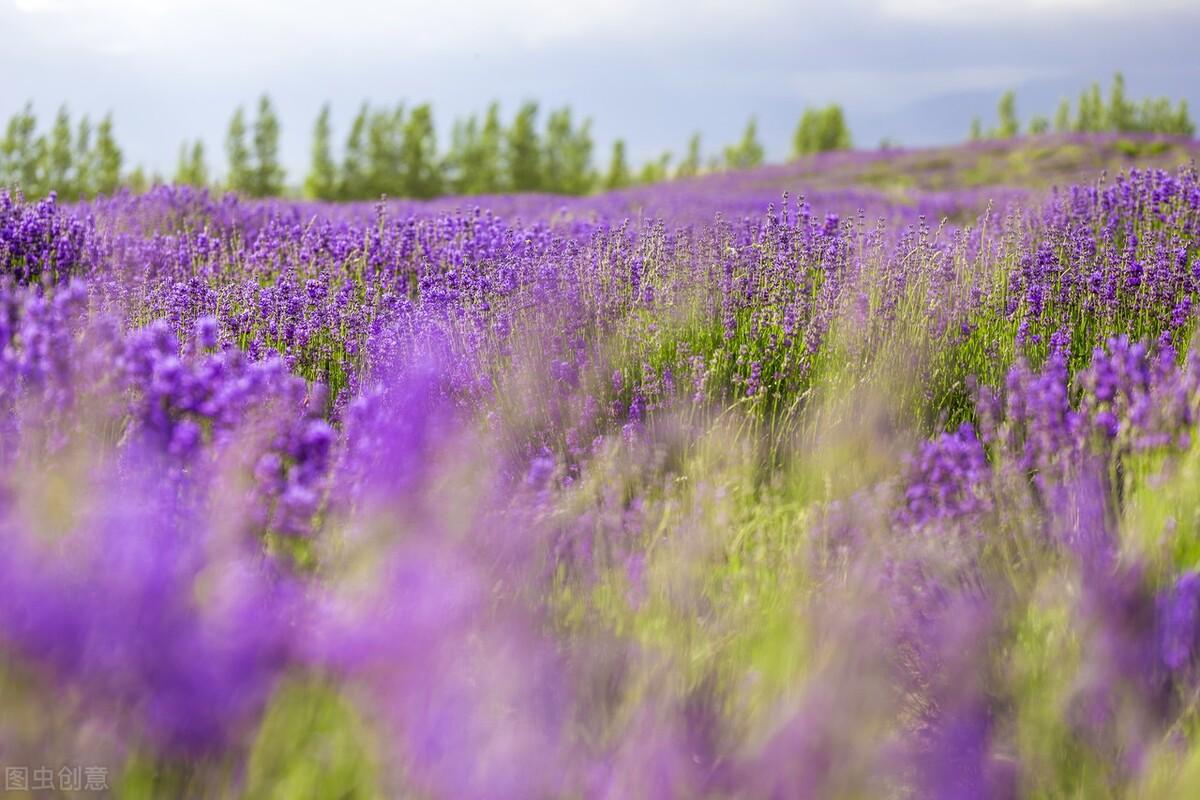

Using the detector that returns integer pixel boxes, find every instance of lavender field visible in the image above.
[3,133,1200,798]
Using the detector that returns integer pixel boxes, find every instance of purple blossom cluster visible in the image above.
[0,157,1199,796]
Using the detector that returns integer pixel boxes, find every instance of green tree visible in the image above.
[1138,97,1170,134]
[250,95,285,197]
[46,106,74,198]
[93,113,123,196]
[540,107,594,195]
[365,105,404,197]
[1134,96,1195,136]
[823,105,852,150]
[127,165,148,194]
[74,115,93,197]
[305,103,339,200]
[174,140,208,187]
[444,103,510,195]
[1054,99,1072,133]
[1,104,40,194]
[1107,72,1134,132]
[637,152,672,185]
[400,103,440,198]
[542,107,573,194]
[1075,83,1103,132]
[561,116,595,195]
[996,90,1019,138]
[225,106,252,193]
[1028,115,1050,135]
[676,132,702,179]
[507,101,542,192]
[725,116,764,170]
[794,105,852,157]
[476,102,505,193]
[969,117,983,142]
[445,114,479,195]
[604,138,631,190]
[1174,101,1196,137]
[340,103,369,200]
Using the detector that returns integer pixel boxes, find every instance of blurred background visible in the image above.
[2,0,1198,182]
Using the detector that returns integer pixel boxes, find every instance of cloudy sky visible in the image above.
[2,0,1198,181]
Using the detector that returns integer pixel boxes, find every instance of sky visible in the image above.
[2,0,1198,182]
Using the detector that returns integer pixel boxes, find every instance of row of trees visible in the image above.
[1,98,856,202]
[0,104,124,200]
[301,100,596,199]
[971,73,1196,140]
[239,100,816,200]
[5,78,1196,203]
[297,102,850,199]
[2,98,857,201]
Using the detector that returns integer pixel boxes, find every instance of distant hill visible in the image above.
[732,133,1200,195]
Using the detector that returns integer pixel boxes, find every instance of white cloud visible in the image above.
[7,0,785,59]
[8,0,1191,67]
[877,0,1191,22]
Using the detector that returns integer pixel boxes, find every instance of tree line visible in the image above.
[971,73,1195,140]
[295,100,846,200]
[0,98,856,201]
[6,77,1196,204]
[0,104,124,200]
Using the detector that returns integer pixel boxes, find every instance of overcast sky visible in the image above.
[3,0,1198,181]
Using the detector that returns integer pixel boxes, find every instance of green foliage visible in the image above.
[475,102,506,194]
[1107,72,1134,132]
[793,104,853,158]
[725,116,765,170]
[1115,138,1171,158]
[250,95,285,197]
[444,101,506,195]
[604,138,631,190]
[318,98,592,200]
[400,103,441,198]
[1028,115,1050,136]
[73,115,93,197]
[506,101,542,192]
[446,114,484,195]
[0,104,122,199]
[542,107,572,194]
[1054,98,1072,133]
[173,140,209,187]
[996,90,1020,138]
[46,106,74,199]
[244,680,381,799]
[675,132,702,179]
[223,95,284,197]
[637,152,672,185]
[977,74,1195,140]
[1138,97,1196,137]
[339,103,369,200]
[1,104,40,194]
[364,105,405,198]
[969,117,983,142]
[542,107,595,195]
[225,106,252,194]
[562,117,596,195]
[1075,82,1105,133]
[93,114,122,196]
[126,165,149,194]
[304,103,338,200]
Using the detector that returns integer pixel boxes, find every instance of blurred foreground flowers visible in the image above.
[1,165,1200,796]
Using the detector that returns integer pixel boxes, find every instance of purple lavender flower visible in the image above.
[196,314,219,349]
